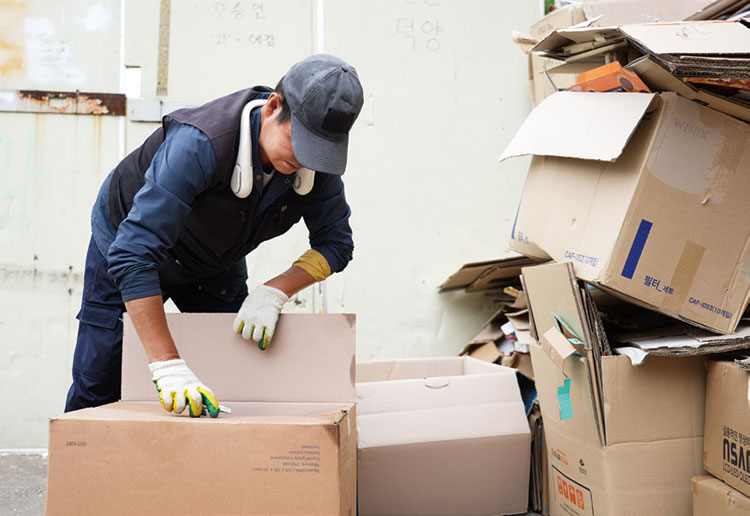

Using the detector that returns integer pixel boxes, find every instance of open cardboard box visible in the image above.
[502,91,750,334]
[355,357,530,516]
[46,313,357,516]
[522,262,707,516]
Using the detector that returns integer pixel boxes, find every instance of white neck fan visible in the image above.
[231,98,315,198]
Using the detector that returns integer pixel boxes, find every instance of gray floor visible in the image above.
[0,454,47,516]
[0,453,541,516]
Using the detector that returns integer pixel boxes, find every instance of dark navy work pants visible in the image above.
[65,237,248,412]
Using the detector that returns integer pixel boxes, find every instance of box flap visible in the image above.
[438,255,537,292]
[620,21,750,55]
[541,327,579,377]
[121,313,356,404]
[532,26,622,54]
[628,54,750,122]
[499,91,656,162]
[356,362,522,416]
[522,262,607,445]
[584,0,717,26]
[54,401,351,424]
[357,401,529,448]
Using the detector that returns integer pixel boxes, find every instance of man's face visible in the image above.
[258,93,302,175]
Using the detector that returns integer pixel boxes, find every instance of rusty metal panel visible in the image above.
[0,89,126,116]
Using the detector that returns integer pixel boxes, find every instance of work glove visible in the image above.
[233,284,289,350]
[149,359,220,418]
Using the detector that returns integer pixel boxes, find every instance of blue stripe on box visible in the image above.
[621,219,653,279]
[511,199,521,240]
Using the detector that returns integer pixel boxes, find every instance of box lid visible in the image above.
[121,313,356,404]
[499,91,656,162]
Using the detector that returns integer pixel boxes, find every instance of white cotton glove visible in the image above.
[232,284,289,350]
[149,359,220,418]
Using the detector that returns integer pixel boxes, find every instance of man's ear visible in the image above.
[264,92,283,120]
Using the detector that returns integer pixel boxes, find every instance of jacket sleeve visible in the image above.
[107,123,217,301]
[302,174,354,274]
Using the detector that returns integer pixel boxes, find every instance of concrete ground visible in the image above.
[0,452,541,516]
[0,454,47,516]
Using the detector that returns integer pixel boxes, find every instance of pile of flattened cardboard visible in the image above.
[443,3,750,515]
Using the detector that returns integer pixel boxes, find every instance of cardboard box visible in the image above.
[355,357,530,516]
[523,262,707,516]
[527,4,586,106]
[46,313,357,516]
[704,359,750,498]
[531,342,706,516]
[693,475,750,515]
[502,91,750,334]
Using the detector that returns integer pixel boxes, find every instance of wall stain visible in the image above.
[0,0,27,77]
[0,263,82,286]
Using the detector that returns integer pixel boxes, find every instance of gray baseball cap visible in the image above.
[283,54,364,175]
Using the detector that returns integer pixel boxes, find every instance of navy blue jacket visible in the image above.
[92,87,354,302]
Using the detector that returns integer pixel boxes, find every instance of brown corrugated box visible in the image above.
[46,313,357,516]
[693,475,750,515]
[502,91,750,334]
[523,262,707,516]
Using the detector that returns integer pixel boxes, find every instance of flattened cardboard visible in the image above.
[356,357,530,516]
[584,0,716,26]
[693,475,750,516]
[499,91,656,162]
[620,21,750,55]
[438,256,537,292]
[688,0,750,20]
[704,360,750,497]
[529,3,586,41]
[533,20,750,55]
[47,313,357,516]
[531,20,750,121]
[508,93,750,334]
[628,54,750,122]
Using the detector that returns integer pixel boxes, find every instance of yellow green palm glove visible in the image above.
[233,285,288,350]
[148,359,220,417]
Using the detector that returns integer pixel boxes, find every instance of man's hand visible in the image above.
[233,284,289,350]
[149,359,220,417]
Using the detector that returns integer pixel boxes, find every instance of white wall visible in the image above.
[0,0,539,447]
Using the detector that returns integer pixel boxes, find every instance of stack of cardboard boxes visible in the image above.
[495,3,750,515]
